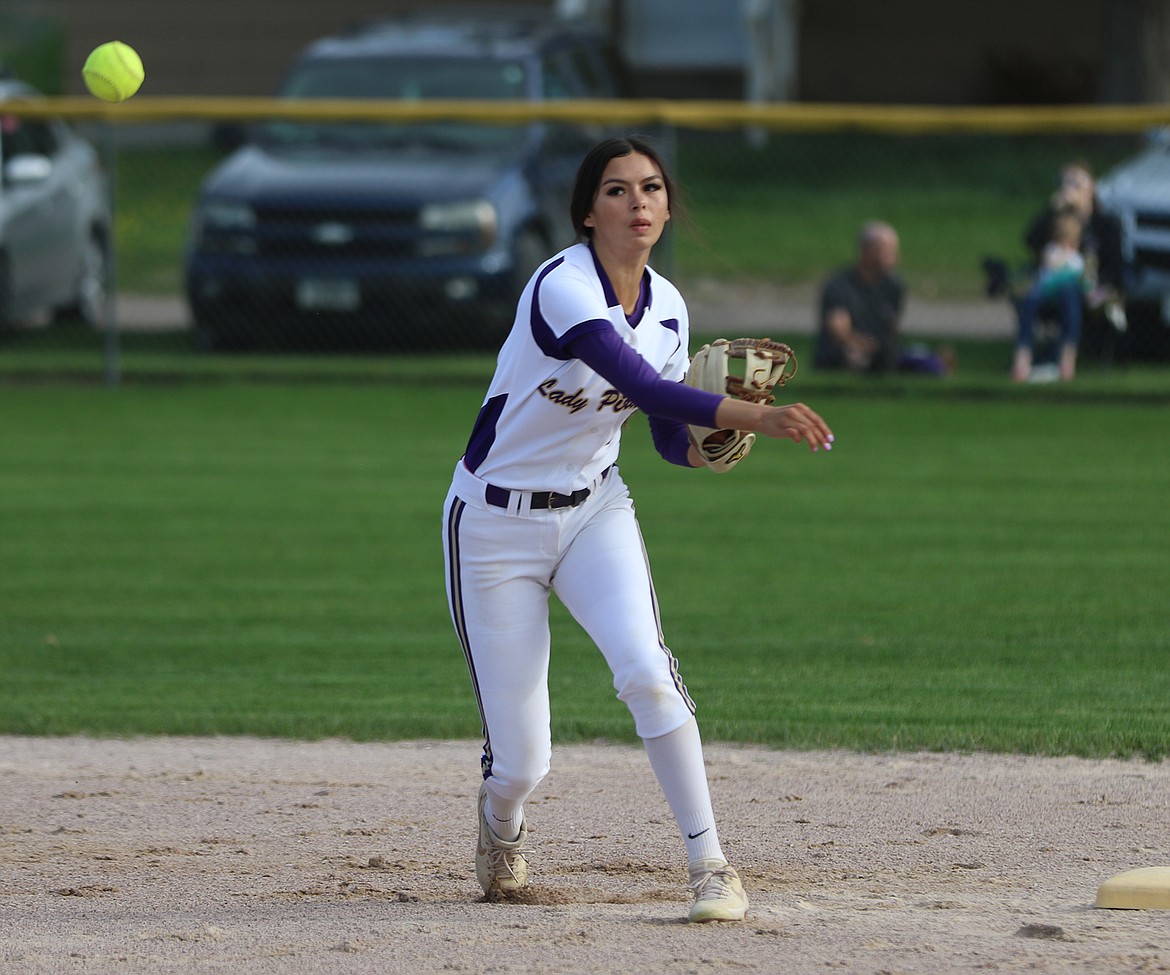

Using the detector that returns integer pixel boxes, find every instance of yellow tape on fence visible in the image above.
[4,97,1170,134]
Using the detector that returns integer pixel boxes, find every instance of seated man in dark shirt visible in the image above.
[814,221,950,376]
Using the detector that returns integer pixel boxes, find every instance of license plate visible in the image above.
[296,278,360,312]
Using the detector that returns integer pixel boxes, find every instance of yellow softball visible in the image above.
[82,41,145,103]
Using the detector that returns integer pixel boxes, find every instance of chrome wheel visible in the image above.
[53,233,109,326]
[74,234,109,326]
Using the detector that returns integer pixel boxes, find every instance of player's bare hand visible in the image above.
[712,397,835,453]
[760,402,835,452]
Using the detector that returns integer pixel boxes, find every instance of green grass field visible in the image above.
[2,377,1167,758]
[4,127,1167,758]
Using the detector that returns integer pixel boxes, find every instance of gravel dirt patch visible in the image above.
[2,736,1167,974]
[112,287,1015,340]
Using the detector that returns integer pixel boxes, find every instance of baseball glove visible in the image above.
[684,337,798,473]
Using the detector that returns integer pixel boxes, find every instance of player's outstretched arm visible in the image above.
[714,398,835,453]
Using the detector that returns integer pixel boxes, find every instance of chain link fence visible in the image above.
[3,98,1170,381]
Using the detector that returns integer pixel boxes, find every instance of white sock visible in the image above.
[642,717,727,865]
[483,781,524,842]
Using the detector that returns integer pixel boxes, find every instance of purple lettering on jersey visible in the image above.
[537,379,589,414]
[597,389,636,413]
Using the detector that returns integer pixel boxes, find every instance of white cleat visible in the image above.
[475,782,529,896]
[688,858,749,922]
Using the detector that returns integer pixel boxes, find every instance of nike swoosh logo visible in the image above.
[687,828,710,839]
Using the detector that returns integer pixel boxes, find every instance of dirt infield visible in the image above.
[2,736,1167,974]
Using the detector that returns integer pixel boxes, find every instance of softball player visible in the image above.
[442,136,833,922]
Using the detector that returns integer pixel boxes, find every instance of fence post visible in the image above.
[655,122,678,278]
[100,121,120,387]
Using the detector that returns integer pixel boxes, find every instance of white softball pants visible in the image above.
[442,463,696,803]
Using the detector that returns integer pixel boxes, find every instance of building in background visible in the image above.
[2,0,1169,104]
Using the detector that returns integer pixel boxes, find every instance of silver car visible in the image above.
[1097,130,1170,313]
[0,78,110,331]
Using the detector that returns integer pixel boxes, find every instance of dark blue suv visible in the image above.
[184,10,628,349]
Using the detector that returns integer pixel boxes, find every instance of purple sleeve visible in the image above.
[647,414,695,467]
[567,326,722,428]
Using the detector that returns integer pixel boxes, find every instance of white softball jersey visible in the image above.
[458,241,691,499]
